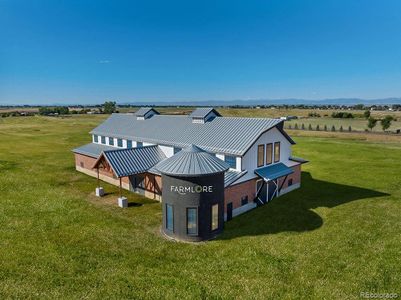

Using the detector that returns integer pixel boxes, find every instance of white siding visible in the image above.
[242,127,292,172]
[143,142,155,147]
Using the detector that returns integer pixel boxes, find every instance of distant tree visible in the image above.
[339,125,343,132]
[348,126,352,132]
[288,124,292,129]
[331,125,336,132]
[367,117,378,131]
[301,123,305,130]
[331,112,354,119]
[294,123,298,130]
[308,124,312,130]
[103,101,116,114]
[324,125,328,131]
[381,115,394,131]
[354,104,364,110]
[316,124,320,131]
[363,110,371,119]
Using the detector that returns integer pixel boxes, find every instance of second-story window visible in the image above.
[117,138,123,147]
[93,135,98,143]
[266,143,273,165]
[224,155,236,169]
[137,142,143,148]
[101,136,106,144]
[109,137,114,146]
[257,144,265,167]
[274,142,280,163]
[173,147,181,154]
[127,140,132,148]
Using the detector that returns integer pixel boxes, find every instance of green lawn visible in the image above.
[0,115,400,299]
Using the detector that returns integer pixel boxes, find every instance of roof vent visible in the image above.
[135,107,159,120]
[189,108,221,124]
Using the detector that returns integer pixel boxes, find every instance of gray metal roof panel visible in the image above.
[101,145,166,177]
[90,114,283,156]
[72,143,116,158]
[224,170,247,187]
[135,107,159,117]
[155,144,229,176]
[189,107,221,118]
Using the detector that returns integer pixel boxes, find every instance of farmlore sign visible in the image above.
[170,185,213,195]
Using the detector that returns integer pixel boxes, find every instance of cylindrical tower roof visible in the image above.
[156,144,229,177]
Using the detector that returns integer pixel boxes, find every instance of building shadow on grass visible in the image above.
[218,172,389,240]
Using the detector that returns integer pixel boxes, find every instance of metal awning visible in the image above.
[254,163,293,182]
[92,145,166,178]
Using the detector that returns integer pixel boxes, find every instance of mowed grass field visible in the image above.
[0,115,400,299]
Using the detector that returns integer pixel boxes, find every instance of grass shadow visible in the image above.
[219,172,390,240]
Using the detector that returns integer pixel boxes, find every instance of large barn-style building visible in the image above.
[73,107,306,241]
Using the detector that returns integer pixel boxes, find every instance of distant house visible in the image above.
[73,107,307,241]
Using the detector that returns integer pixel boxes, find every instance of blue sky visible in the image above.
[1,0,401,105]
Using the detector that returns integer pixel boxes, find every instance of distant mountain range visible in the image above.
[2,98,401,107]
[122,98,401,107]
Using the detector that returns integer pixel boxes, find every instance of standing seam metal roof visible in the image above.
[94,145,166,177]
[155,144,229,177]
[90,114,286,156]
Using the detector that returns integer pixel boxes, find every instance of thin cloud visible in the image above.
[99,60,111,64]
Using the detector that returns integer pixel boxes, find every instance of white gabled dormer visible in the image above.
[189,107,221,124]
[135,107,159,120]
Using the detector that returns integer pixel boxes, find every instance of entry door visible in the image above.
[227,202,233,221]
[267,180,277,202]
[256,180,267,203]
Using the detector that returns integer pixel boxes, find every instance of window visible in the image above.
[265,143,273,165]
[137,141,143,148]
[80,162,84,168]
[224,155,237,169]
[211,204,219,231]
[288,178,293,187]
[93,135,98,143]
[274,142,280,163]
[109,137,114,146]
[101,136,106,144]
[257,144,265,167]
[187,208,198,235]
[127,140,132,149]
[173,147,181,154]
[241,195,248,206]
[117,138,123,147]
[166,204,174,231]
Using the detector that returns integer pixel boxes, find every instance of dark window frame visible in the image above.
[265,143,273,165]
[224,155,237,169]
[288,178,293,187]
[241,195,249,206]
[186,207,198,235]
[166,204,174,232]
[211,204,219,231]
[137,141,143,148]
[109,137,114,146]
[93,135,98,143]
[274,142,281,163]
[127,140,132,149]
[117,138,123,147]
[173,147,182,154]
[101,136,106,144]
[257,144,265,167]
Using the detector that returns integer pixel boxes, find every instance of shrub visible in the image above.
[316,125,320,131]
[331,112,354,119]
[331,125,336,132]
[301,124,305,130]
[339,125,343,132]
[348,126,352,132]
[308,124,312,130]
[294,123,298,129]
[324,125,328,131]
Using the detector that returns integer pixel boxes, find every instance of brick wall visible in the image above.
[224,179,258,213]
